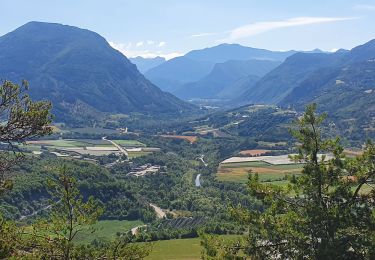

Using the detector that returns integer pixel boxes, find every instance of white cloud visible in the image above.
[190,17,357,42]
[190,32,222,38]
[109,41,181,60]
[158,41,166,47]
[221,17,357,42]
[161,52,183,60]
[109,41,129,50]
[147,40,155,45]
[354,4,375,10]
[136,41,144,47]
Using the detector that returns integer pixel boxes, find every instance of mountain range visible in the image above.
[280,40,375,126]
[236,39,375,138]
[238,51,346,104]
[0,21,374,135]
[174,59,281,100]
[144,44,297,99]
[239,39,375,109]
[137,36,374,138]
[0,22,192,123]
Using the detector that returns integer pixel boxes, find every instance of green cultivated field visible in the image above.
[74,220,143,244]
[128,151,152,158]
[220,161,272,168]
[29,139,145,148]
[113,139,146,147]
[146,238,202,260]
[217,161,303,184]
[146,235,242,260]
[25,139,149,157]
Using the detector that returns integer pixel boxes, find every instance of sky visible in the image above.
[1,0,375,59]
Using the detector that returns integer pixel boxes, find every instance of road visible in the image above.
[102,136,129,157]
[150,203,166,219]
[195,174,201,187]
[19,200,59,220]
[195,155,207,187]
[199,155,208,167]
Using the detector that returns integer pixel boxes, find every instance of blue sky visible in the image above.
[2,0,375,59]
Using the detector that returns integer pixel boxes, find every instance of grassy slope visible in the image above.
[146,238,202,260]
[146,235,242,260]
[74,220,143,244]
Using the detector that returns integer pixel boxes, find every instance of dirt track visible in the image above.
[150,203,166,219]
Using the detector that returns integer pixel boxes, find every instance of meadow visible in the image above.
[146,235,242,260]
[145,238,202,260]
[74,220,143,244]
[74,220,241,260]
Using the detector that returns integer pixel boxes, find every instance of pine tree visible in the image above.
[202,104,375,259]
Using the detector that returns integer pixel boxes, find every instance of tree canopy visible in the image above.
[0,80,52,195]
[203,104,375,259]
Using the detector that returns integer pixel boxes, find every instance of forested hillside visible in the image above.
[0,22,193,124]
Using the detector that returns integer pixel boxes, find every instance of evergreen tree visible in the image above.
[0,79,52,257]
[202,104,375,259]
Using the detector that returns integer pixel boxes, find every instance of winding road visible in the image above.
[199,155,208,167]
[195,174,201,187]
[19,200,61,220]
[195,155,207,187]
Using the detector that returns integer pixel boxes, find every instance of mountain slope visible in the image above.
[239,52,344,104]
[278,39,375,140]
[129,56,165,73]
[281,40,375,110]
[0,22,192,123]
[174,59,280,100]
[281,39,375,106]
[144,56,214,92]
[145,44,295,93]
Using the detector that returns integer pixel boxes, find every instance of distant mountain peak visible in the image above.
[335,48,349,53]
[129,56,166,73]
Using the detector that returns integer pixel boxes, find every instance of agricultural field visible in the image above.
[74,222,241,260]
[344,149,363,157]
[112,139,146,147]
[24,139,151,157]
[146,235,242,260]
[221,155,296,165]
[258,141,288,147]
[66,127,119,135]
[193,125,217,135]
[217,160,303,184]
[27,139,89,147]
[128,151,153,159]
[146,238,201,260]
[239,149,271,156]
[159,135,198,143]
[74,220,143,244]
